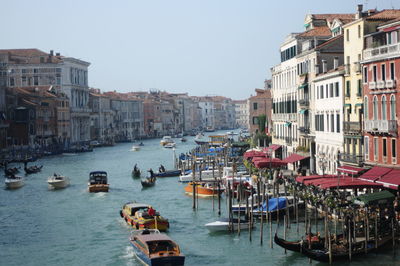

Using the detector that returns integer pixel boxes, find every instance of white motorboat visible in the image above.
[163,142,176,149]
[179,169,219,182]
[131,145,140,151]
[5,175,24,189]
[48,174,70,189]
[160,136,174,146]
[194,133,208,145]
[205,218,253,232]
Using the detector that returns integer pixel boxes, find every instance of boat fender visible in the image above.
[119,210,123,218]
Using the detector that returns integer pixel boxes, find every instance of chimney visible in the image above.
[333,57,339,70]
[315,64,320,74]
[356,4,363,19]
[50,50,54,56]
[322,60,327,73]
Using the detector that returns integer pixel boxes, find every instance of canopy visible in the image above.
[244,150,265,159]
[359,166,393,182]
[296,174,337,183]
[258,197,286,212]
[254,158,287,169]
[337,165,365,175]
[376,169,400,189]
[263,144,281,152]
[353,190,395,206]
[319,178,383,190]
[283,153,308,164]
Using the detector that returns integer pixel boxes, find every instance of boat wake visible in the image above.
[122,245,135,266]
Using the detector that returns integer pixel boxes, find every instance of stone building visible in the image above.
[248,86,272,135]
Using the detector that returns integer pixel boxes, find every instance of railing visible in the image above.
[377,80,385,89]
[363,43,400,61]
[272,113,297,121]
[299,99,309,107]
[364,120,397,134]
[338,153,364,166]
[343,121,361,134]
[369,82,376,90]
[299,127,310,134]
[386,79,396,89]
[284,137,292,145]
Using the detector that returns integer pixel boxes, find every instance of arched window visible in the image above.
[364,96,368,120]
[382,95,387,120]
[390,95,396,120]
[373,96,378,120]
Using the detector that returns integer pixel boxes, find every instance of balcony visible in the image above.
[364,120,397,135]
[299,127,310,135]
[369,82,376,90]
[377,80,385,89]
[353,62,361,73]
[299,99,309,107]
[363,43,400,62]
[386,79,396,89]
[343,121,361,134]
[338,152,363,166]
[272,113,297,122]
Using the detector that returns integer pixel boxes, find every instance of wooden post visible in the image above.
[192,163,196,210]
[348,217,352,261]
[392,218,395,253]
[250,191,253,242]
[284,214,287,254]
[364,214,368,254]
[212,161,215,211]
[238,183,241,235]
[328,225,332,264]
[260,180,264,245]
[375,215,378,251]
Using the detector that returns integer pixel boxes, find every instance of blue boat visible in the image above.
[130,232,185,266]
[252,196,294,217]
[153,169,181,178]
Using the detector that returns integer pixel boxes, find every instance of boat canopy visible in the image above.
[353,190,395,207]
[89,171,107,176]
[257,197,287,212]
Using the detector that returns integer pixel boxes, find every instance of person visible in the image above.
[160,164,165,173]
[148,206,156,216]
[134,164,138,172]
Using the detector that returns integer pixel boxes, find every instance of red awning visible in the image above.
[254,158,287,169]
[283,153,308,164]
[382,25,400,32]
[319,179,383,189]
[376,169,400,189]
[359,166,393,182]
[252,156,267,163]
[337,165,365,175]
[296,174,337,183]
[263,144,281,152]
[243,150,265,159]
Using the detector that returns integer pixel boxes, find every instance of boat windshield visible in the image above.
[147,240,178,254]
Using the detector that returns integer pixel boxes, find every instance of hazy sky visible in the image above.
[2,0,399,99]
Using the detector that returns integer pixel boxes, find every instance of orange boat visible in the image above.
[184,182,224,197]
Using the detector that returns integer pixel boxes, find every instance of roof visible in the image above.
[337,165,365,175]
[124,202,149,209]
[315,34,343,49]
[311,14,355,23]
[298,26,332,37]
[359,166,393,182]
[283,153,308,164]
[354,190,395,206]
[376,169,400,189]
[263,144,282,151]
[0,48,63,64]
[136,233,174,243]
[366,10,400,21]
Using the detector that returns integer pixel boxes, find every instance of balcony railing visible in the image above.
[338,152,364,166]
[377,80,385,89]
[299,99,309,107]
[363,42,400,62]
[299,127,310,134]
[284,137,292,145]
[272,113,297,122]
[364,119,397,135]
[343,121,361,134]
[369,82,376,90]
[386,79,396,89]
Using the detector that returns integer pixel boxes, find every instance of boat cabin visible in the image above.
[89,171,108,185]
[134,234,181,256]
[123,203,149,216]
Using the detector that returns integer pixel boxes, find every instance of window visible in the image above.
[373,65,377,82]
[329,83,333,98]
[326,84,328,98]
[357,79,362,96]
[363,67,368,83]
[383,138,387,157]
[335,82,339,97]
[358,25,361,38]
[33,76,39,85]
[317,85,319,99]
[390,62,395,80]
[365,136,369,156]
[331,114,334,132]
[382,95,387,120]
[252,116,259,125]
[253,102,258,110]
[346,81,351,97]
[326,114,329,132]
[336,114,340,133]
[373,96,378,120]
[364,96,368,120]
[346,29,350,41]
[392,139,396,159]
[320,86,324,99]
[9,77,15,86]
[390,95,396,120]
[381,64,386,81]
[374,138,378,160]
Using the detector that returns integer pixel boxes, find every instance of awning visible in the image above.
[284,122,292,127]
[344,104,351,108]
[353,190,395,206]
[296,174,337,183]
[263,144,282,151]
[299,109,308,114]
[244,150,265,159]
[254,158,287,169]
[283,153,309,164]
[359,166,393,182]
[355,103,363,107]
[382,25,400,32]
[376,169,400,189]
[337,165,365,175]
[319,179,383,190]
[298,84,308,89]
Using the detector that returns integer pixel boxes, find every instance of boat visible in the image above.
[5,175,24,189]
[252,196,295,217]
[141,178,156,188]
[139,142,144,146]
[88,171,109,192]
[180,137,187,142]
[274,233,326,253]
[301,235,393,263]
[160,136,174,146]
[120,202,169,231]
[48,174,70,189]
[179,169,219,182]
[194,133,208,145]
[184,182,224,197]
[130,232,184,266]
[205,126,215,132]
[205,217,253,232]
[153,169,181,178]
[131,145,140,151]
[131,229,161,236]
[24,162,43,174]
[132,165,141,178]
[163,142,176,149]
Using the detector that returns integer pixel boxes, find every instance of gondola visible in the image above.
[24,165,43,174]
[274,233,325,253]
[153,169,181,178]
[132,166,141,178]
[301,235,392,263]
[141,178,156,188]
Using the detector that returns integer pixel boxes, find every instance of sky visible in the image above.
[2,0,400,100]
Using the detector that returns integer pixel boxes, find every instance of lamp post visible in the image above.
[318,152,327,177]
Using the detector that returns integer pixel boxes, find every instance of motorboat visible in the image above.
[184,182,224,197]
[130,232,185,266]
[163,142,176,149]
[194,133,208,145]
[48,174,70,189]
[160,136,174,146]
[252,196,295,217]
[153,169,181,178]
[205,217,253,232]
[179,169,219,182]
[120,202,169,231]
[5,175,24,189]
[131,145,140,151]
[88,171,109,192]
[180,137,187,142]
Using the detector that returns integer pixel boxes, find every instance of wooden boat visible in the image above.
[184,182,224,197]
[132,166,141,178]
[88,171,109,192]
[130,233,185,266]
[141,178,156,188]
[120,202,169,231]
[5,167,20,176]
[5,175,24,189]
[48,174,70,189]
[274,233,326,253]
[205,217,253,232]
[301,236,392,263]
[24,162,43,174]
[153,169,181,178]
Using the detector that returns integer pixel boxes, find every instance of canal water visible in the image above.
[1,131,399,266]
